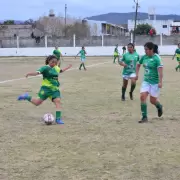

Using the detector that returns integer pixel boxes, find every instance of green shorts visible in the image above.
[177,57,180,62]
[114,55,119,58]
[38,86,61,101]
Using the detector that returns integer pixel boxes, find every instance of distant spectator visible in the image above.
[149,29,154,37]
[122,46,126,54]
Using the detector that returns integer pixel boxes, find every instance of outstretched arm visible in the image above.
[26,72,40,78]
[60,64,72,73]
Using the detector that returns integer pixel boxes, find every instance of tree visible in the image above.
[134,23,156,35]
[3,20,15,25]
[24,19,35,25]
[65,21,90,38]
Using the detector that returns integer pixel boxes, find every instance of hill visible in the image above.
[86,12,180,24]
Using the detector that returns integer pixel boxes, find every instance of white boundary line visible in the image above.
[0,61,111,84]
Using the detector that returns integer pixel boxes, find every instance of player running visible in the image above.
[17,55,72,125]
[172,43,180,71]
[136,42,163,123]
[53,46,63,67]
[75,46,87,71]
[119,43,140,101]
[113,44,119,63]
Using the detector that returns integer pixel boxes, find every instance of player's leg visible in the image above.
[113,55,118,63]
[175,59,180,71]
[82,62,86,70]
[149,84,163,117]
[139,81,150,123]
[121,77,128,101]
[129,73,137,100]
[52,90,64,124]
[17,89,45,106]
[79,58,83,70]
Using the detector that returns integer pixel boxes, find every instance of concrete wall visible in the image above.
[0,46,177,57]
[0,35,180,48]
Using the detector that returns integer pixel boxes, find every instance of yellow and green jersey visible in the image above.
[119,51,139,75]
[53,49,61,60]
[139,54,163,84]
[37,65,60,91]
[79,50,86,59]
[114,47,119,56]
[175,48,180,61]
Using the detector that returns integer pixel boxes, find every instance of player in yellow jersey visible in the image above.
[172,43,180,71]
[113,44,120,63]
[18,55,72,124]
[53,46,63,67]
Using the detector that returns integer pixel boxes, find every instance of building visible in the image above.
[128,19,176,36]
[82,19,127,36]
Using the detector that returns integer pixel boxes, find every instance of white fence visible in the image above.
[0,46,177,57]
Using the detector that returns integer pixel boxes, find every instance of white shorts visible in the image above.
[140,81,160,98]
[81,58,86,62]
[122,73,136,80]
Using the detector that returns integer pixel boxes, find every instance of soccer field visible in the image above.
[1,56,180,180]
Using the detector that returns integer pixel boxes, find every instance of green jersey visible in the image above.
[114,47,118,55]
[37,65,60,91]
[175,48,180,61]
[79,50,86,59]
[53,49,61,60]
[120,51,140,75]
[139,54,163,84]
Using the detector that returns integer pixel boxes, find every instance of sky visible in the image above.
[1,0,180,20]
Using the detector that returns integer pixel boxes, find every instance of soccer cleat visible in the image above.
[17,92,29,101]
[138,117,148,123]
[121,95,125,101]
[157,105,163,117]
[56,119,64,124]
[129,92,133,100]
[175,67,178,72]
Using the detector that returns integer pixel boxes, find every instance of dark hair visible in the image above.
[178,43,180,46]
[127,43,134,48]
[144,42,154,50]
[45,55,57,65]
[153,44,159,54]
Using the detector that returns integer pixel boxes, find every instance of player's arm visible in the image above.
[157,57,163,87]
[172,50,177,60]
[119,55,127,67]
[26,66,47,77]
[60,64,72,73]
[26,72,40,77]
[136,56,143,80]
[75,51,80,58]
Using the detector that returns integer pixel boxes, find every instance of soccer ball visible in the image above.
[43,113,55,125]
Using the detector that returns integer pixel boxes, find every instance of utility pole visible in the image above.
[133,0,139,45]
[65,4,67,36]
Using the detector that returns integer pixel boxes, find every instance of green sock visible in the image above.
[122,87,126,97]
[113,57,116,63]
[155,102,162,109]
[79,63,82,69]
[130,83,136,93]
[141,103,147,118]
[178,65,180,69]
[27,96,32,102]
[56,111,61,120]
[82,63,86,69]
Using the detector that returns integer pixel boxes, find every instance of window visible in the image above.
[163,25,167,28]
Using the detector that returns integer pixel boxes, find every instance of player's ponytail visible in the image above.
[45,55,57,65]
